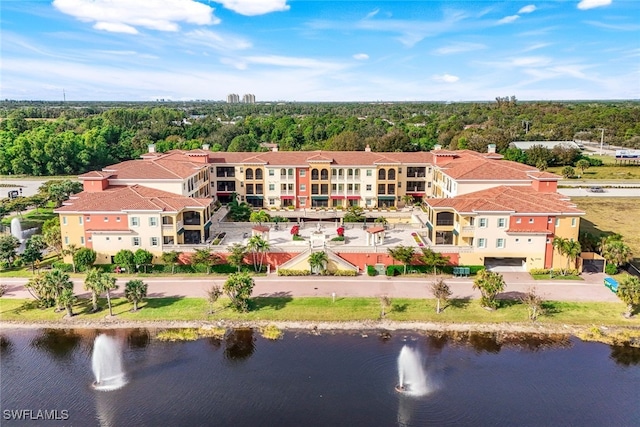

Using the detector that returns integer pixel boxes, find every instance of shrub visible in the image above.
[293,235,305,241]
[331,236,345,241]
[605,263,618,275]
[386,265,403,276]
[277,269,311,276]
[51,262,73,272]
[333,270,357,276]
[530,268,550,275]
[0,284,7,297]
[367,265,377,276]
[261,325,284,340]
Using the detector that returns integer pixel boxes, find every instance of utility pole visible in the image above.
[63,89,66,102]
[598,128,606,155]
[522,120,531,134]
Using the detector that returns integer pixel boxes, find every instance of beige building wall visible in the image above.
[551,216,582,270]
[108,179,185,196]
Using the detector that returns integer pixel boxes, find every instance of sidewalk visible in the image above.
[0,272,619,303]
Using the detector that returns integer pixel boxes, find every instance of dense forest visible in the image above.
[1,100,638,176]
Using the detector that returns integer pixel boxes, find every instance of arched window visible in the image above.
[388,169,396,180]
[321,169,329,180]
[378,169,386,180]
[347,169,353,177]
[338,169,344,177]
[245,168,254,179]
[288,168,294,177]
[255,169,263,179]
[281,168,287,177]
[311,168,319,180]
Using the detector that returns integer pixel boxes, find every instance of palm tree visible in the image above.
[552,237,568,274]
[387,245,415,274]
[308,251,329,275]
[101,273,118,317]
[62,244,79,273]
[84,268,104,312]
[602,240,633,268]
[617,276,640,318]
[249,210,271,225]
[420,248,450,277]
[161,251,181,274]
[124,279,148,311]
[401,194,414,207]
[57,288,77,317]
[563,239,582,274]
[44,269,74,312]
[247,235,270,273]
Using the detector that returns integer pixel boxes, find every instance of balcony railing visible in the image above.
[435,220,455,226]
[462,226,475,232]
[183,217,201,226]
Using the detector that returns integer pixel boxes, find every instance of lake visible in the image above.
[1,328,639,426]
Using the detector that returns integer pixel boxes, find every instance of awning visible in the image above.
[216,192,232,196]
[347,195,361,200]
[204,221,212,230]
[177,228,185,235]
[426,221,433,231]
[407,192,425,197]
[378,196,396,200]
[330,195,346,199]
[280,195,295,200]
[246,195,264,199]
[311,196,329,200]
[453,229,459,236]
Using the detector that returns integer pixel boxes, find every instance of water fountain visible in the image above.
[396,345,429,396]
[10,218,23,243]
[91,334,127,391]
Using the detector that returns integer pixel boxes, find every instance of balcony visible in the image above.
[435,220,454,226]
[461,226,475,236]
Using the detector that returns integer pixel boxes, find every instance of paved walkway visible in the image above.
[0,272,619,303]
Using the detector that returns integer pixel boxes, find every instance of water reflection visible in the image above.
[0,335,12,354]
[610,344,640,366]
[31,329,81,359]
[127,329,150,350]
[224,328,255,361]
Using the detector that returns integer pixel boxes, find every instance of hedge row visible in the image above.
[385,264,485,276]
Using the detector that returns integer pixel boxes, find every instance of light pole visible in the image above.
[598,128,606,155]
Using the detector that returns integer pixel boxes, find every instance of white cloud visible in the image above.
[185,29,252,51]
[214,0,290,16]
[365,9,380,19]
[577,0,612,10]
[243,55,346,71]
[52,0,218,34]
[433,73,460,83]
[353,53,369,60]
[518,5,537,14]
[498,15,520,25]
[433,42,486,55]
[523,43,551,52]
[511,56,552,67]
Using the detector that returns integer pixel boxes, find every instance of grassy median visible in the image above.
[1,296,639,327]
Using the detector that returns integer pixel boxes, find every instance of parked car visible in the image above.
[588,186,605,193]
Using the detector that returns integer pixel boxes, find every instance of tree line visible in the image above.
[1,101,639,176]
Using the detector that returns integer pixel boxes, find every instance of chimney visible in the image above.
[202,144,210,151]
[487,144,496,154]
[433,144,442,150]
[148,143,156,153]
[272,145,278,152]
[365,144,371,152]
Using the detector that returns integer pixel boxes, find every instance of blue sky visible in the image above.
[1,0,638,101]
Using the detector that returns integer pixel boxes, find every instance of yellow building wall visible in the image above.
[552,216,582,270]
[60,214,85,263]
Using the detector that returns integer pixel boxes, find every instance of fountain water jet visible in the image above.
[396,345,430,397]
[91,334,127,391]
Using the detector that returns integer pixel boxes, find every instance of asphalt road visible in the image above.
[0,272,619,302]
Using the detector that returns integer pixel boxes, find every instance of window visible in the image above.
[366,170,372,177]
[398,168,402,174]
[86,216,90,222]
[555,218,560,226]
[151,237,158,246]
[515,238,520,243]
[300,184,306,192]
[64,236,69,244]
[163,236,174,245]
[269,169,275,176]
[62,216,67,225]
[149,217,158,227]
[80,236,85,244]
[116,217,121,222]
[118,237,121,241]
[546,238,551,244]
[528,238,533,243]
[269,184,275,191]
[548,218,553,224]
[477,238,486,248]
[529,218,534,224]
[132,237,140,246]
[571,218,577,227]
[299,170,306,177]
[87,237,92,242]
[516,218,521,224]
[269,198,275,206]
[131,217,139,227]
[105,237,110,241]
[497,218,506,228]
[366,184,372,191]
[496,238,505,248]
[479,218,487,228]
[104,217,109,222]
[79,217,83,225]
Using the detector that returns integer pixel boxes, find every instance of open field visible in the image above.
[1,296,639,327]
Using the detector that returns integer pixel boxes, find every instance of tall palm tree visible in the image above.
[62,244,79,273]
[308,251,329,275]
[401,194,414,207]
[44,269,73,312]
[101,273,118,317]
[552,237,568,274]
[247,235,270,273]
[563,239,582,274]
[124,279,148,311]
[57,288,77,317]
[602,240,633,267]
[84,268,104,312]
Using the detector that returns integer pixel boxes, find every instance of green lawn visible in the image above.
[1,207,57,230]
[1,296,639,327]
[531,274,582,280]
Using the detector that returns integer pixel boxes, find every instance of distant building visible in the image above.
[242,94,256,104]
[510,141,581,151]
[226,94,240,103]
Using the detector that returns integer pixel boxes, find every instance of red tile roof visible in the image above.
[54,185,211,213]
[426,186,584,215]
[435,150,538,180]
